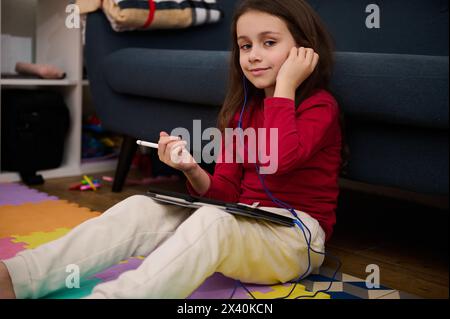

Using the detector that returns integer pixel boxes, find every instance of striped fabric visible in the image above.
[77,0,223,31]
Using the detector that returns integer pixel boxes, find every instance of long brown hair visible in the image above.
[217,0,335,131]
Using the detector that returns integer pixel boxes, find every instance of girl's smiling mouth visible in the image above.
[250,67,271,76]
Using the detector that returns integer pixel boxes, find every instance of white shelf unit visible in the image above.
[0,0,117,183]
[0,79,78,86]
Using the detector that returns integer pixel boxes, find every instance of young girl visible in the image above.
[0,0,342,299]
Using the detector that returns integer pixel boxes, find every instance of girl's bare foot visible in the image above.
[0,262,16,299]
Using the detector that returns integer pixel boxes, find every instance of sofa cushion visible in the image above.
[103,48,229,106]
[332,52,449,129]
[77,0,223,31]
[104,0,223,32]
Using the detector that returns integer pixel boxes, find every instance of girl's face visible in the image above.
[236,10,298,98]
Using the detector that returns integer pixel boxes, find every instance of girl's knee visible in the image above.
[104,195,160,222]
[122,195,152,207]
[186,206,237,234]
[121,195,165,211]
[114,195,190,227]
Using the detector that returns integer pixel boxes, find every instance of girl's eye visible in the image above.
[239,41,276,50]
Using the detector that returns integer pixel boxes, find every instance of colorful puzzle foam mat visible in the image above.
[0,183,416,299]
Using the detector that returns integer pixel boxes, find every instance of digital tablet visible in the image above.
[146,186,295,227]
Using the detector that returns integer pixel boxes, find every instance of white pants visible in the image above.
[2,195,326,299]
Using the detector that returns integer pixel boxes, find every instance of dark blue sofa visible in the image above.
[85,0,449,196]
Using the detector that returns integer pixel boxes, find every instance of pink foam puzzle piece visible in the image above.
[0,237,27,260]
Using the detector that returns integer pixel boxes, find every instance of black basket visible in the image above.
[1,89,70,185]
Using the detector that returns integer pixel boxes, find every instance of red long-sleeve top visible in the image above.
[187,89,342,242]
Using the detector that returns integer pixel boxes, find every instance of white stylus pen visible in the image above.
[136,140,159,149]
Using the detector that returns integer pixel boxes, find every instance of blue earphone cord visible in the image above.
[229,77,342,299]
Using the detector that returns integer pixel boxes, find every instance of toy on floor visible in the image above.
[102,175,180,186]
[82,115,122,159]
[69,175,102,191]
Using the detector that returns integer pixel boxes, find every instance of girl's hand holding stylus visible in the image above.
[275,47,319,99]
[158,131,198,173]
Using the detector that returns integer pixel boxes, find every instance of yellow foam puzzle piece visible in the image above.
[250,283,330,299]
[12,228,72,249]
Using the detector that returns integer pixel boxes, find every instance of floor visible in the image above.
[29,169,449,299]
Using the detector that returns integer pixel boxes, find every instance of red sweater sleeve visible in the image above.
[186,132,243,202]
[262,95,338,175]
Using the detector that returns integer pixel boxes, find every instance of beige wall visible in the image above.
[1,0,37,37]
[1,0,37,66]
